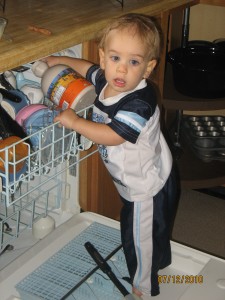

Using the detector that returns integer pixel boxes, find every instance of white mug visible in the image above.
[0,90,29,119]
[32,60,49,78]
[21,84,44,104]
[3,71,17,89]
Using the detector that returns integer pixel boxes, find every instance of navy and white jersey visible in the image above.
[86,65,172,202]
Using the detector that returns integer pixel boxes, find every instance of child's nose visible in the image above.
[117,62,127,74]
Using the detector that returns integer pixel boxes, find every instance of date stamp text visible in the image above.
[158,275,203,284]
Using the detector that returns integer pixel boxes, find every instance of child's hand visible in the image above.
[54,109,79,130]
[41,56,61,67]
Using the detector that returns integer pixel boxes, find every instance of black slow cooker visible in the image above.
[167,40,225,99]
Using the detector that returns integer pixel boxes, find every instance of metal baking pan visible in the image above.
[181,115,225,162]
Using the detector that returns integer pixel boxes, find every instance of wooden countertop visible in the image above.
[0,0,199,73]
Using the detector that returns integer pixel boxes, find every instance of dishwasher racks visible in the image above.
[0,105,96,250]
[16,221,130,300]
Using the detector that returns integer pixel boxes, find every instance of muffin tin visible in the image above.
[181,115,225,162]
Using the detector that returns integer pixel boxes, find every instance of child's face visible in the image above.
[99,27,157,97]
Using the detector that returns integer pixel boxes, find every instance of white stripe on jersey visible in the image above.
[115,111,147,133]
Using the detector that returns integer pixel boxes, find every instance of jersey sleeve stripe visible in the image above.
[115,111,147,133]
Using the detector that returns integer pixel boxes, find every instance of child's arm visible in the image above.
[54,109,125,146]
[43,56,93,78]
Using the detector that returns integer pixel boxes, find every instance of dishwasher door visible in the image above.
[0,212,225,300]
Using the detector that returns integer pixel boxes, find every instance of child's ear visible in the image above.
[144,59,157,79]
[99,48,105,70]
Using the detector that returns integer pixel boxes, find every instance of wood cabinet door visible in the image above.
[79,40,122,220]
[79,147,122,220]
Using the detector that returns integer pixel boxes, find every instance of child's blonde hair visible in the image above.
[98,13,163,61]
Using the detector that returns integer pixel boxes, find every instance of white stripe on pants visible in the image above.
[133,198,153,295]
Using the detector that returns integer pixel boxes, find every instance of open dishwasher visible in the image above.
[0,58,225,300]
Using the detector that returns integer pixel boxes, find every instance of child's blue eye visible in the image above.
[130,60,139,66]
[111,56,120,61]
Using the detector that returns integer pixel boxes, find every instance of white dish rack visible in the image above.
[15,221,130,300]
[0,105,96,250]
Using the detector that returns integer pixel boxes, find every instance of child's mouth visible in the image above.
[114,78,126,87]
